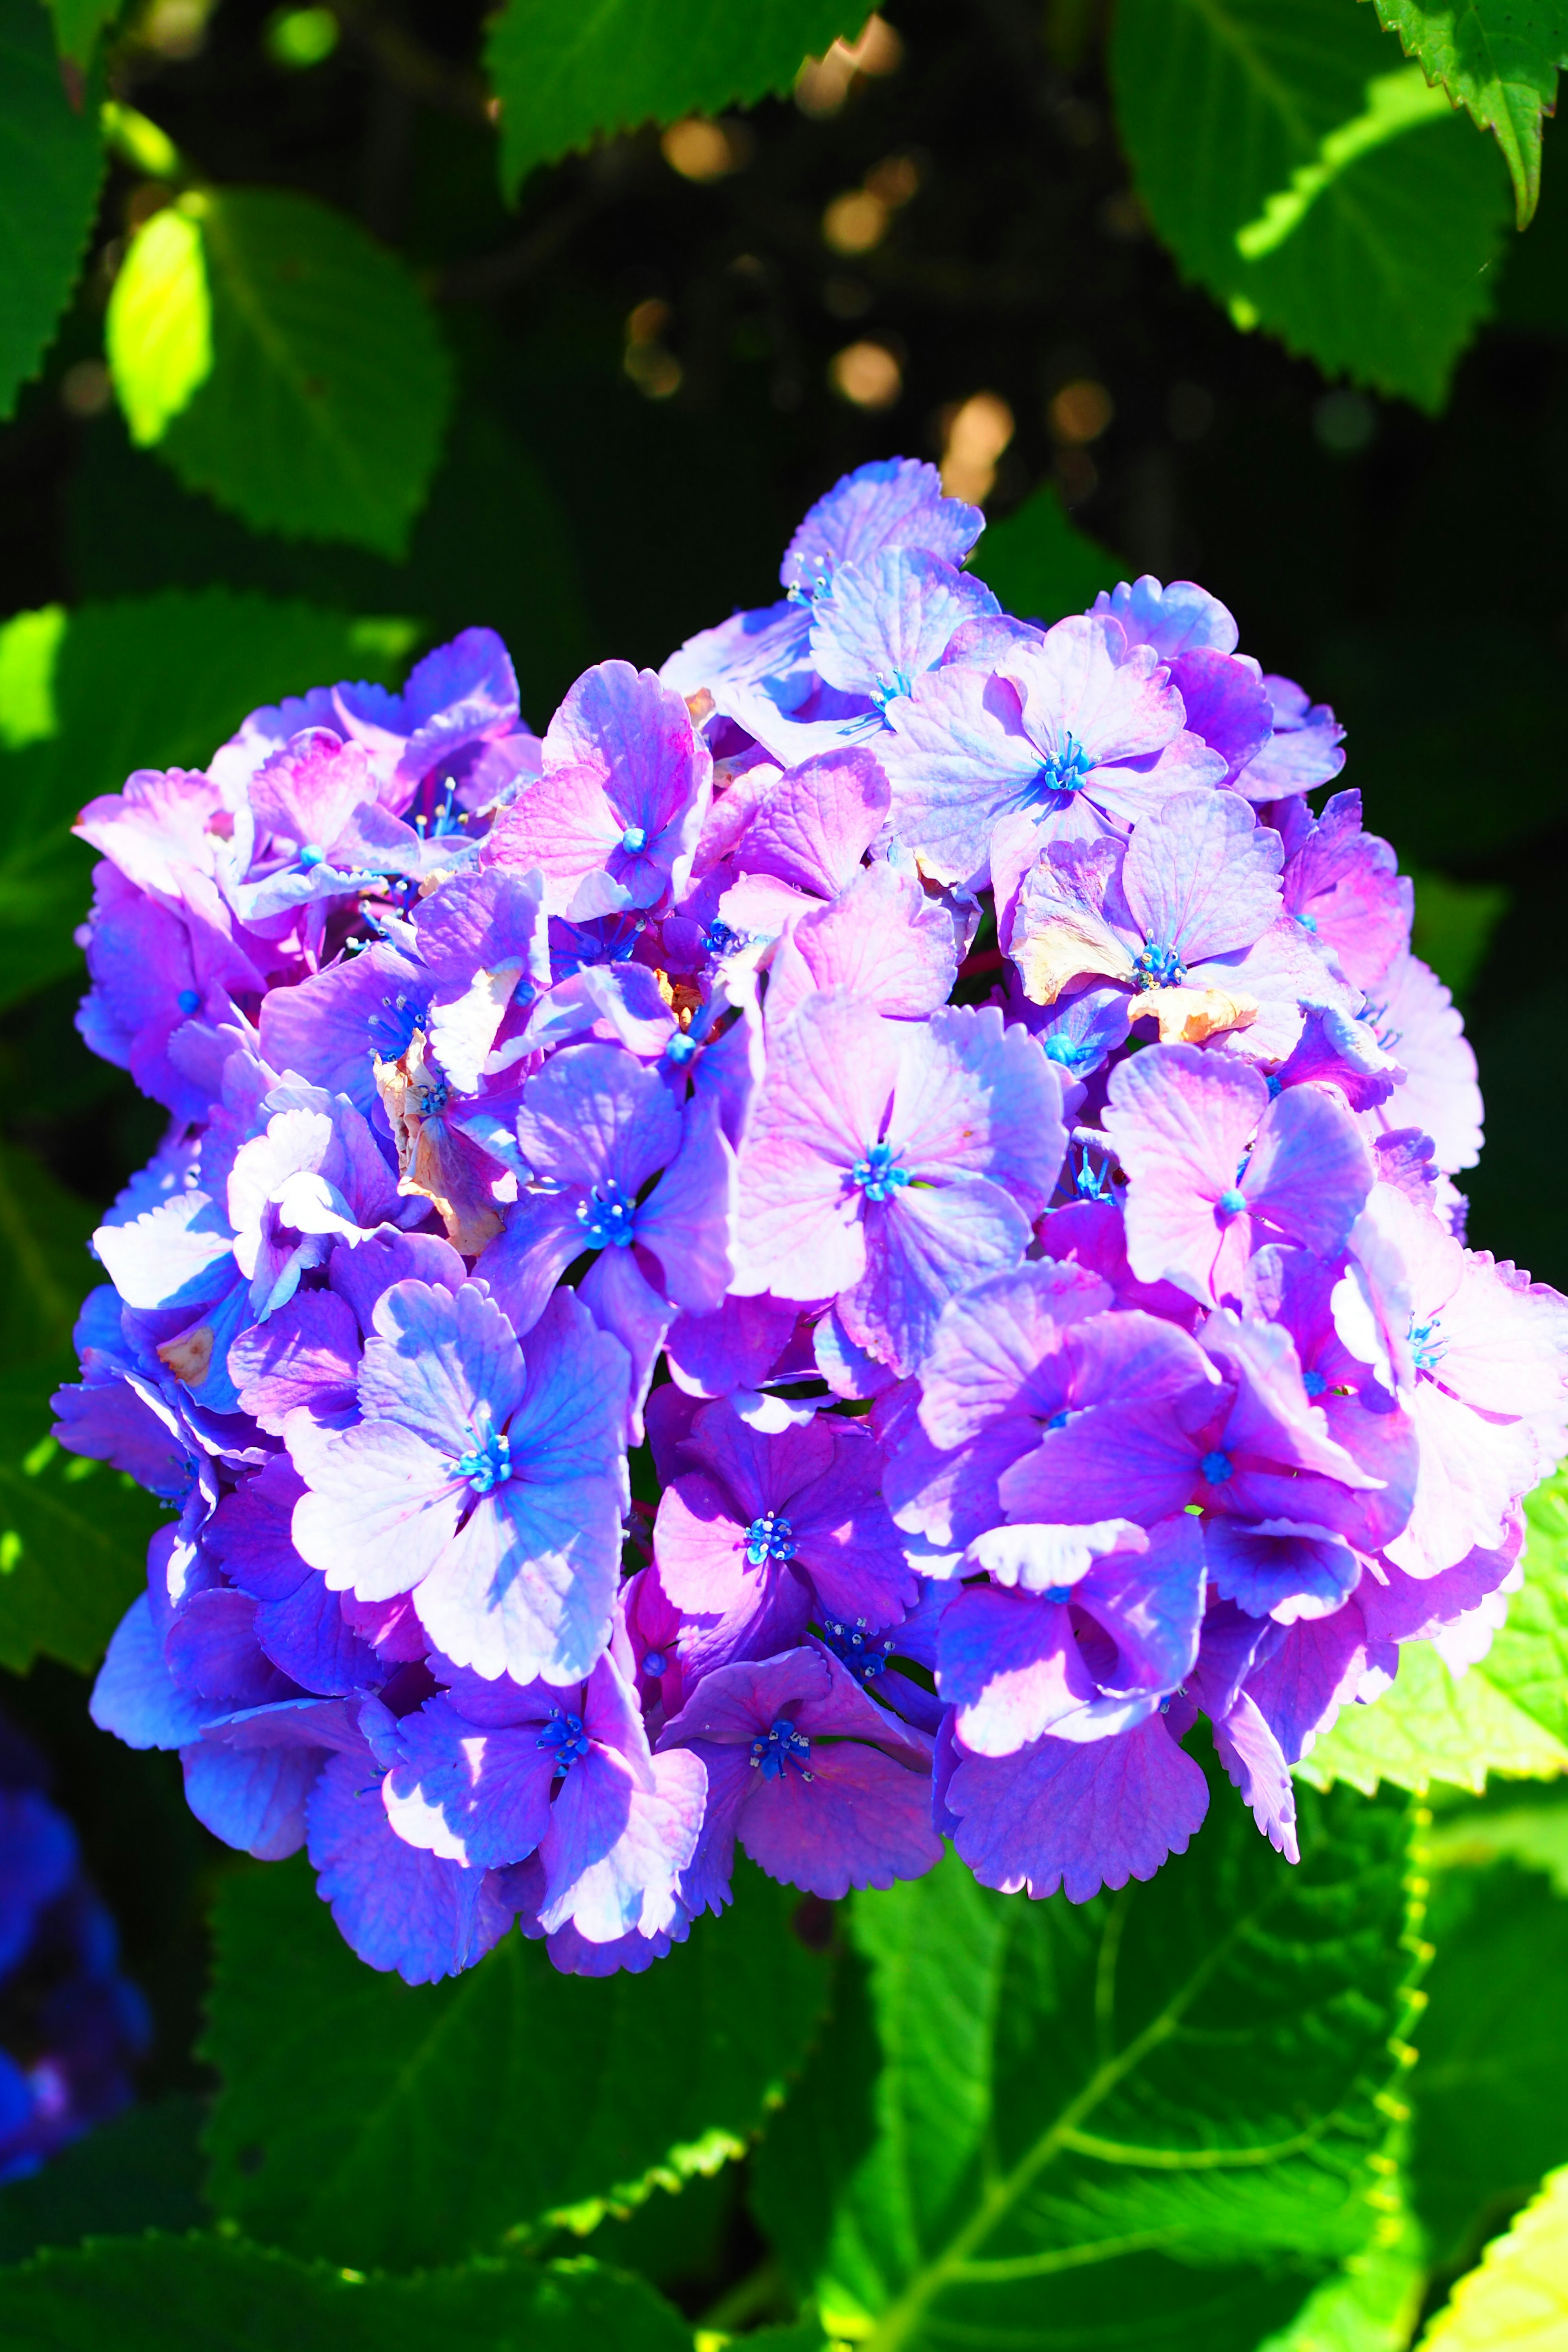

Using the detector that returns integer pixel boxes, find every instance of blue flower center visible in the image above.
[537,1710,591,1773]
[367,993,426,1063]
[455,1427,512,1494]
[621,825,649,855]
[642,1649,668,1678]
[744,1511,796,1567]
[1134,941,1187,991]
[819,1615,893,1683]
[577,1179,637,1249]
[750,1716,813,1781]
[1296,911,1319,932]
[1045,1408,1070,1430]
[1044,1584,1074,1604]
[1409,1314,1446,1373]
[704,921,742,957]
[1302,1369,1327,1398]
[1032,735,1095,798]
[1217,1187,1247,1217]
[852,1142,909,1202]
[1045,1034,1096,1068]
[665,1032,698,1065]
[1200,1449,1234,1486]
[298,842,326,869]
[873,667,915,708]
[176,988,201,1016]
[1265,1073,1283,1099]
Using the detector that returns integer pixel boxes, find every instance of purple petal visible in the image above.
[949,1715,1209,1899]
[384,1692,557,1868]
[734,745,891,897]
[306,1751,522,1982]
[180,1739,323,1859]
[1164,652,1273,781]
[1211,1693,1298,1861]
[1091,576,1238,658]
[539,1742,705,1941]
[1120,787,1282,964]
[1203,1519,1362,1625]
[739,1740,942,1898]
[229,1289,359,1434]
[781,456,982,594]
[938,1584,1094,1754]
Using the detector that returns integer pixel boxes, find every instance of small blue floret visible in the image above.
[298,843,326,869]
[621,825,648,854]
[851,1142,909,1203]
[176,989,200,1016]
[743,1511,796,1567]
[1033,733,1095,797]
[577,1178,638,1249]
[1200,1449,1234,1486]
[750,1716,812,1782]
[1302,1369,1327,1397]
[537,1710,592,1773]
[1218,1187,1247,1216]
[454,1426,512,1494]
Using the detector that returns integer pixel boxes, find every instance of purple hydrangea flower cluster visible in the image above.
[0,1714,148,2180]
[63,461,1568,1981]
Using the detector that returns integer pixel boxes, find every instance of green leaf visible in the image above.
[1368,0,1568,226]
[1408,869,1510,998]
[107,204,212,446]
[751,1773,1425,2351]
[1255,2220,1427,2352]
[0,591,416,1013]
[1298,1468,1568,1797]
[1423,1795,1568,1893]
[1416,2161,1568,2349]
[485,0,871,198]
[1109,0,1512,410]
[47,0,125,71]
[0,0,105,420]
[1411,1860,1568,2267]
[965,487,1122,625]
[109,189,452,556]
[0,2094,205,2260]
[203,1850,834,2271]
[0,1141,165,1675]
[0,2240,690,2352]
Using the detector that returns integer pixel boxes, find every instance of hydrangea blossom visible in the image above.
[62,457,1568,1982]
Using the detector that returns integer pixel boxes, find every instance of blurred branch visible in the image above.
[327,0,490,123]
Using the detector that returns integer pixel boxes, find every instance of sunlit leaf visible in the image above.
[109,189,452,556]
[1111,0,1512,409]
[752,1771,1424,2351]
[485,0,872,198]
[1417,2162,1568,2349]
[203,1850,833,2270]
[0,0,105,420]
[1370,0,1568,226]
[1300,1468,1568,1797]
[0,2239,691,2352]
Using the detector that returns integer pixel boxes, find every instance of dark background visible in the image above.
[0,0,1563,2189]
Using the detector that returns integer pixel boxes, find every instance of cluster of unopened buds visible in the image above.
[65,458,1568,1980]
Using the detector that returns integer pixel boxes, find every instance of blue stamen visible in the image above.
[665,1033,698,1065]
[537,1709,592,1773]
[1265,1073,1283,1099]
[704,920,742,957]
[851,1142,909,1203]
[743,1511,796,1567]
[1302,1369,1327,1398]
[819,1615,893,1684]
[621,825,649,855]
[1045,1408,1070,1431]
[642,1650,668,1678]
[1032,735,1095,798]
[1134,941,1187,991]
[455,1427,512,1494]
[1217,1187,1247,1217]
[1200,1450,1234,1486]
[1295,911,1319,933]
[176,989,201,1016]
[749,1716,813,1781]
[1409,1314,1446,1373]
[1044,1584,1074,1604]
[577,1178,638,1249]
[873,668,915,708]
[298,843,325,869]
[1074,1147,1117,1204]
